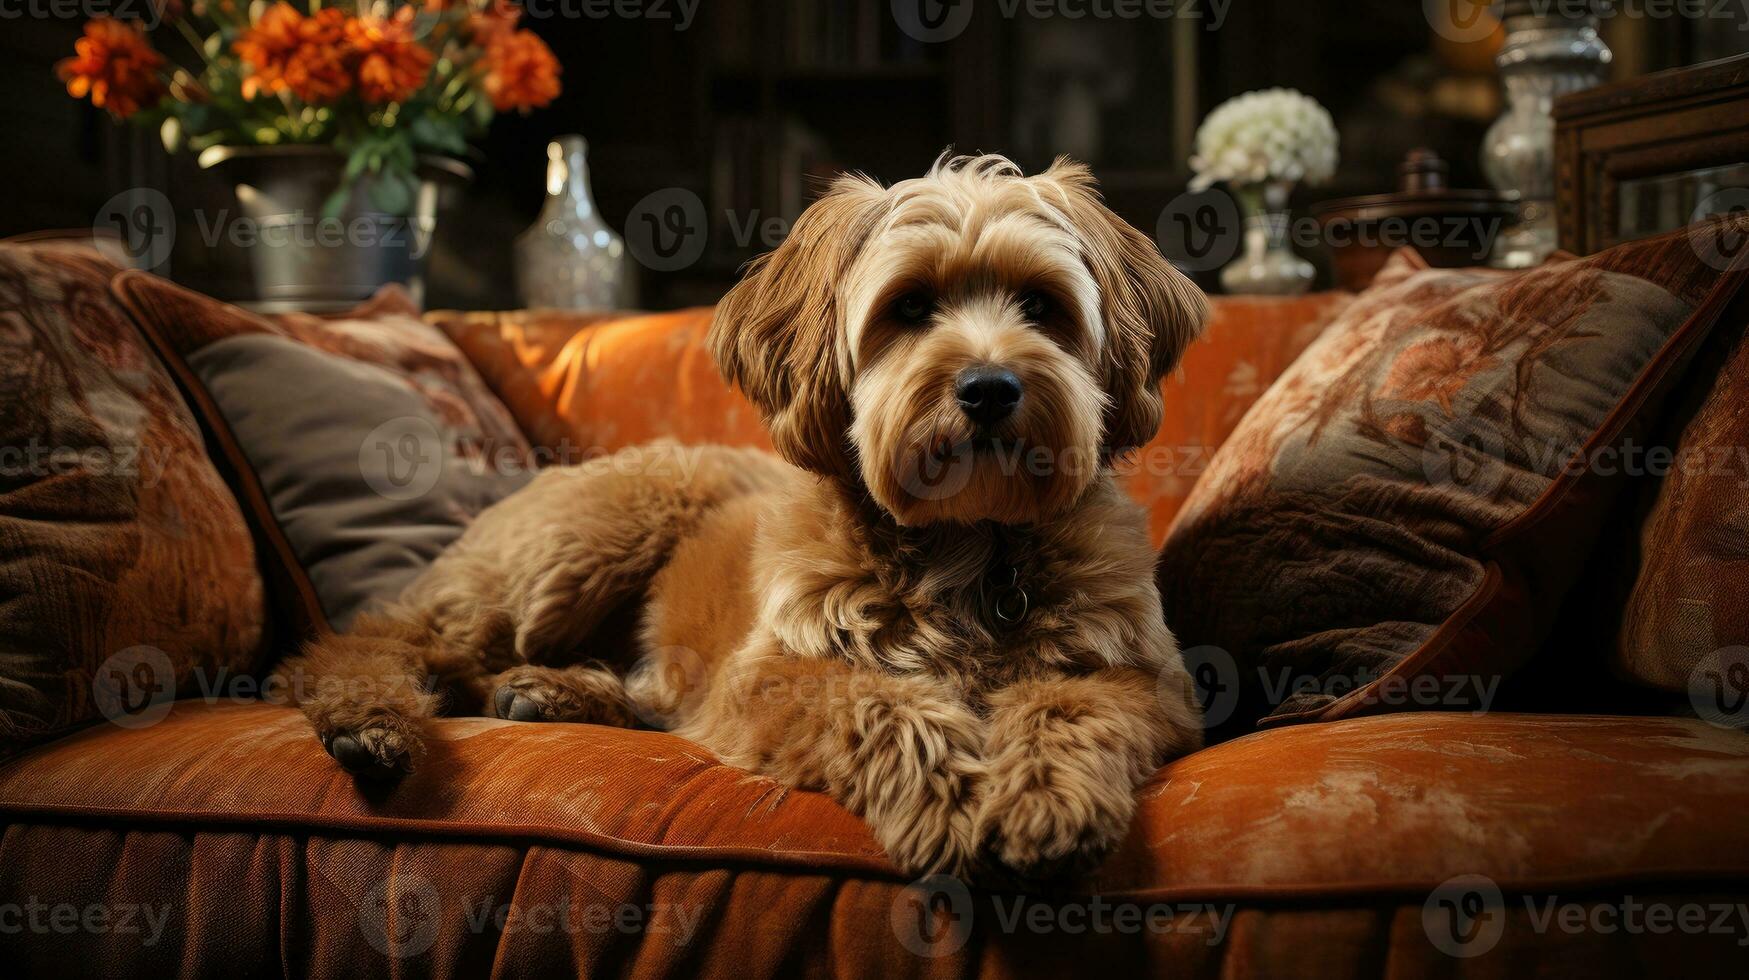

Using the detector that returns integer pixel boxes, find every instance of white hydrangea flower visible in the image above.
[1188,88,1339,192]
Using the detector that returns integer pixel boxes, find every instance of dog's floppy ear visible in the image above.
[1045,158,1209,453]
[710,175,887,478]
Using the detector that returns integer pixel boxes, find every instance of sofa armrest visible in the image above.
[431,292,1352,540]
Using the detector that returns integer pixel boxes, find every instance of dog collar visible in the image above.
[982,530,1030,629]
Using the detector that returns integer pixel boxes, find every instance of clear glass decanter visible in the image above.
[515,136,634,310]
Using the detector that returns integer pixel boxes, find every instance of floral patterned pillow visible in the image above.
[1159,221,1749,735]
[0,242,266,751]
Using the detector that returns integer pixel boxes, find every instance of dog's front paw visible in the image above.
[491,665,634,727]
[834,691,986,878]
[312,711,424,779]
[973,757,1133,884]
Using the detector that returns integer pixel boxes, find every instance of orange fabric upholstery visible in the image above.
[430,293,1353,543]
[3,704,1747,974]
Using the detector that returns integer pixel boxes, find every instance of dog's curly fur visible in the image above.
[279,153,1209,883]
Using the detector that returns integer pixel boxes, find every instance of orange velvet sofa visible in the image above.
[4,291,1749,977]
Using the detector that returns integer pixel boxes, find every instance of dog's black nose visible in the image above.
[955,366,1023,427]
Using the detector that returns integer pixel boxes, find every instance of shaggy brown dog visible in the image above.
[280,154,1209,882]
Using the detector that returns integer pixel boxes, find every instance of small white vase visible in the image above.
[1219,181,1314,296]
[515,136,634,310]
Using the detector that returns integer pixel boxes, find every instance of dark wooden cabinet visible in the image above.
[1555,53,1749,255]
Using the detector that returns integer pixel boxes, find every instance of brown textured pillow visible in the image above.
[1159,219,1749,733]
[0,242,266,750]
[1616,308,1749,706]
[113,274,535,636]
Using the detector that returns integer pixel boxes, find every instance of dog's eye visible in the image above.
[894,292,935,323]
[1017,291,1050,321]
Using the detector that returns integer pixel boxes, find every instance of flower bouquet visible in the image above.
[1188,88,1338,295]
[60,1,561,215]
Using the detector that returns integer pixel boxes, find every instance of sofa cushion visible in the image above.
[1159,220,1749,734]
[1616,308,1749,711]
[1,705,1746,973]
[112,273,535,635]
[0,242,265,753]
[429,293,1354,544]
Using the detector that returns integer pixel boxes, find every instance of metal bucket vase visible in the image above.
[198,146,472,314]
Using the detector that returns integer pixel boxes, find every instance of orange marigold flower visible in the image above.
[57,18,166,120]
[235,3,351,104]
[347,12,434,104]
[481,29,560,113]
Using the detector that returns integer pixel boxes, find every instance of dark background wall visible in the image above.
[4,0,1744,310]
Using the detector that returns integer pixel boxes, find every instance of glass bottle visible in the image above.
[515,136,634,310]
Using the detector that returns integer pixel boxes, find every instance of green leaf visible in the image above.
[343,144,372,182]
[410,114,467,156]
[322,187,352,222]
[367,171,415,216]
